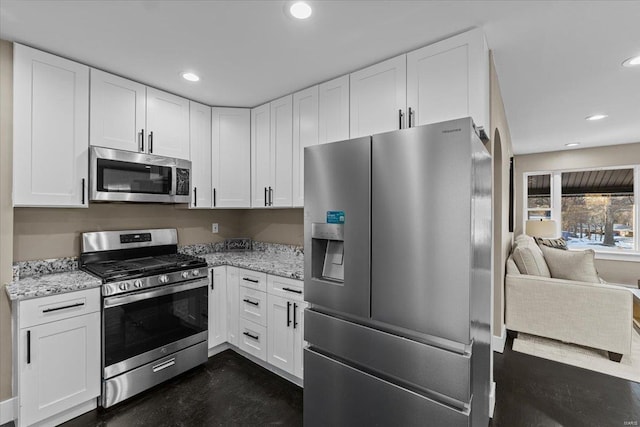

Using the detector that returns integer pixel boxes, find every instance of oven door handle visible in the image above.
[103,279,208,308]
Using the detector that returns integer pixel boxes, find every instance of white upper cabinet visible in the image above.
[146,87,190,159]
[13,44,89,208]
[292,86,319,207]
[90,70,190,159]
[90,69,146,152]
[270,95,293,207]
[318,75,350,145]
[212,107,251,208]
[251,103,271,207]
[407,28,489,132]
[349,54,407,138]
[189,101,212,208]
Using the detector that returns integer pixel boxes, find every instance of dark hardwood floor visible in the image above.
[47,340,638,426]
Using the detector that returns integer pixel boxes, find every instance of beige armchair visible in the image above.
[505,237,633,362]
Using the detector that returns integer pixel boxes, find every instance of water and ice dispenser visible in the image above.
[311,223,344,283]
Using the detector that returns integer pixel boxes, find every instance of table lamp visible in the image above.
[525,219,558,238]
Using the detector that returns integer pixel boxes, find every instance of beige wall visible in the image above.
[1,40,14,401]
[489,51,514,337]
[515,142,640,286]
[241,209,303,247]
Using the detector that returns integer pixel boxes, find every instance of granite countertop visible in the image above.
[5,270,102,301]
[6,249,304,302]
[202,251,304,280]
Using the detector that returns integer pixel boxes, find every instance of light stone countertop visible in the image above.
[6,250,304,302]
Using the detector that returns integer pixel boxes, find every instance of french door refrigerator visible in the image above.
[303,117,491,426]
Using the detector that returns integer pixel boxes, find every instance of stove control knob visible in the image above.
[181,271,190,279]
[159,275,169,284]
[133,280,143,288]
[119,282,129,291]
[192,269,200,277]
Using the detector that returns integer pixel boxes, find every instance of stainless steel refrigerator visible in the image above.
[303,117,491,426]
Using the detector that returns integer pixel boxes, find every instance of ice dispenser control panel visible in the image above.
[311,223,345,283]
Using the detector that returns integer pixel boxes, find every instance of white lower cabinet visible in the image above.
[226,267,240,346]
[208,266,228,348]
[238,317,268,361]
[16,288,100,427]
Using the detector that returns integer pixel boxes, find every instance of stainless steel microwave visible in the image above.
[90,146,191,203]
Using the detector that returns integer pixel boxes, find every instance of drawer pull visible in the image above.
[243,331,259,341]
[242,277,259,283]
[283,287,302,294]
[152,358,176,373]
[243,298,259,307]
[42,302,85,313]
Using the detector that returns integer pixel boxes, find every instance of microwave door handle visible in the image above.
[170,166,177,196]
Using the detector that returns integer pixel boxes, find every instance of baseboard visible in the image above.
[207,342,231,357]
[0,397,17,425]
[489,381,496,418]
[492,325,507,354]
[228,345,303,388]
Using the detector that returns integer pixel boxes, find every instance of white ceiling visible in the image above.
[1,0,639,155]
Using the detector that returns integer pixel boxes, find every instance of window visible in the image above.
[525,167,638,253]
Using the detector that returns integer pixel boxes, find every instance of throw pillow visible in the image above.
[512,246,551,277]
[539,245,600,283]
[534,237,568,250]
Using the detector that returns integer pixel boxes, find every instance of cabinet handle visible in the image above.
[42,302,85,313]
[243,298,259,306]
[213,188,217,207]
[408,107,413,128]
[287,301,291,327]
[398,109,404,130]
[27,330,31,364]
[283,287,302,294]
[210,268,214,290]
[193,187,197,207]
[149,131,154,153]
[264,187,268,207]
[268,187,273,206]
[139,129,144,152]
[81,179,85,205]
[242,277,259,284]
[152,358,176,373]
[243,331,259,341]
[293,303,298,329]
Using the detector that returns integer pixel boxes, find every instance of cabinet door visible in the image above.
[208,266,228,348]
[292,86,319,207]
[293,301,307,378]
[319,75,350,144]
[19,312,100,426]
[90,68,146,152]
[13,44,89,207]
[226,267,240,346]
[270,95,293,207]
[407,28,489,131]
[251,103,271,207]
[267,294,295,374]
[349,54,407,138]
[146,87,190,159]
[189,101,212,208]
[212,107,251,208]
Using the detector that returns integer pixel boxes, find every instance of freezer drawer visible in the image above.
[305,309,471,404]
[304,349,470,427]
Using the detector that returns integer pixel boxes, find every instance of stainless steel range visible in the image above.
[80,228,209,408]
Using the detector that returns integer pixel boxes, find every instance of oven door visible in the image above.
[102,279,208,379]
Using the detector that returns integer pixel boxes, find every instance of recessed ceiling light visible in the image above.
[182,72,200,82]
[585,114,608,121]
[622,55,640,67]
[565,142,580,147]
[290,1,312,19]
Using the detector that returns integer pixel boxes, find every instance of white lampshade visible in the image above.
[526,219,558,238]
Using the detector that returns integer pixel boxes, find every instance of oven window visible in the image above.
[97,159,171,194]
[104,285,207,367]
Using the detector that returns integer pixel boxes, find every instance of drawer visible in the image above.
[239,286,267,326]
[19,288,101,328]
[237,268,267,292]
[238,318,267,361]
[267,274,304,301]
